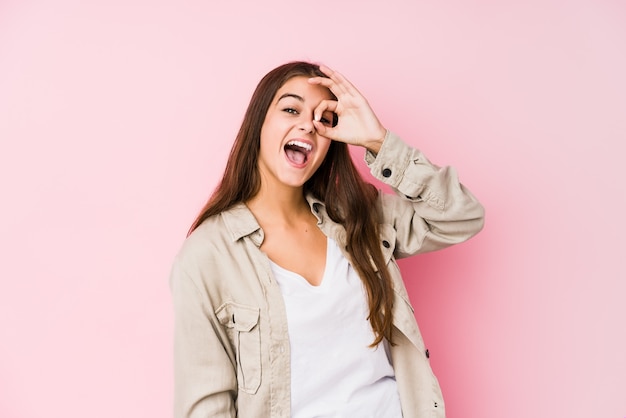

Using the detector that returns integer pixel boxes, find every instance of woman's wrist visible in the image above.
[364,128,387,155]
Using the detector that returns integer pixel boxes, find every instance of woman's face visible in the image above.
[257,76,335,191]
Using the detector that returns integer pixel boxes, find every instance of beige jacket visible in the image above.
[170,132,485,418]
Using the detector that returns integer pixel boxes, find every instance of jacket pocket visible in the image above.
[215,302,261,394]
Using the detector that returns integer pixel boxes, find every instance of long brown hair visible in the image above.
[189,61,394,346]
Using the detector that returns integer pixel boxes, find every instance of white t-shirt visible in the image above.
[270,237,403,418]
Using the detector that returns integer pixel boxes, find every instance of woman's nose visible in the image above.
[298,117,315,133]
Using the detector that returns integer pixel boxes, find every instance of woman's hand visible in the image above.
[308,65,386,154]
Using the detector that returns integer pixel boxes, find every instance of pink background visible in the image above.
[1,0,625,417]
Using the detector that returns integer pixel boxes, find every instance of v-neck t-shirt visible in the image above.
[269,237,403,418]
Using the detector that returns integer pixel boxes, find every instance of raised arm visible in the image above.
[309,64,484,256]
[367,131,484,257]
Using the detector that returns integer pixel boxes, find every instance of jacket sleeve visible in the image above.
[170,258,237,418]
[365,131,485,258]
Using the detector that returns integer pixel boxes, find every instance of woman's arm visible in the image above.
[309,65,484,257]
[367,130,485,257]
[170,261,237,418]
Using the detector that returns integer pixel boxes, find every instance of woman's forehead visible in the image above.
[274,76,333,102]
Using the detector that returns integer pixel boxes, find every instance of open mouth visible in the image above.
[284,140,312,165]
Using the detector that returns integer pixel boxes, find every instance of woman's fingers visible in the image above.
[309,64,386,150]
[308,76,338,93]
[308,66,355,97]
[313,100,338,123]
[312,99,339,139]
[318,65,359,95]
[308,75,350,97]
[312,119,332,137]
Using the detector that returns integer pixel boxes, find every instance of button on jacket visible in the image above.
[170,131,485,418]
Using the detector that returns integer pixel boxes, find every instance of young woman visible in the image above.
[170,61,484,418]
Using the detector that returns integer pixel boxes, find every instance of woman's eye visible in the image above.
[320,112,336,127]
[283,108,298,115]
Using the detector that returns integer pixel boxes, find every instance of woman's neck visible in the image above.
[246,185,311,228]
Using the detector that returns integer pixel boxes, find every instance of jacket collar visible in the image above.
[221,194,327,243]
[221,202,259,242]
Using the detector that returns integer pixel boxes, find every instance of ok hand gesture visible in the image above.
[308,65,387,154]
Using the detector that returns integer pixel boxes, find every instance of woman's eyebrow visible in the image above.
[277,93,304,102]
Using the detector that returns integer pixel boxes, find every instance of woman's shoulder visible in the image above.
[175,203,258,266]
[170,204,262,298]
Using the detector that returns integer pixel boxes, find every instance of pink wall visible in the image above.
[1,0,624,417]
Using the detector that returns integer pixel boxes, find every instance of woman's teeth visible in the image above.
[286,140,312,151]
